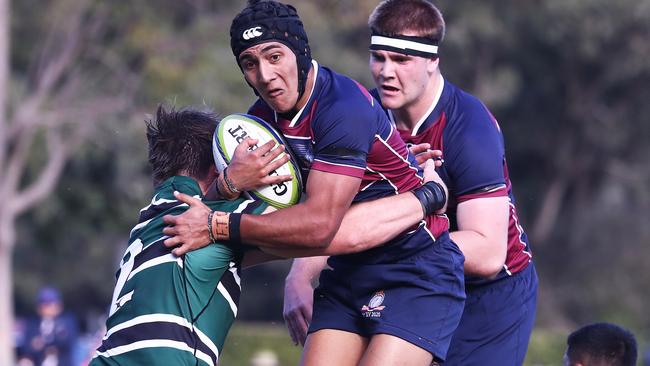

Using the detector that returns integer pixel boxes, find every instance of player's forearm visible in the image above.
[239,199,350,249]
[233,170,359,249]
[329,192,423,253]
[264,192,424,257]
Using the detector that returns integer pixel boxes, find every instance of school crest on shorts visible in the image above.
[361,290,386,318]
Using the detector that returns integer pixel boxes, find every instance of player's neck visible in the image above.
[177,170,216,197]
[282,65,316,120]
[393,72,443,131]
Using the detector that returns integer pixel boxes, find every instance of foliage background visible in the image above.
[7,0,650,364]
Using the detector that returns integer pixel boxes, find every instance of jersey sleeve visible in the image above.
[444,97,508,203]
[310,93,377,179]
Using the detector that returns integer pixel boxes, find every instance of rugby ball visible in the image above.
[213,113,303,208]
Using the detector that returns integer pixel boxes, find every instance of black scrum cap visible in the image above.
[230,0,312,99]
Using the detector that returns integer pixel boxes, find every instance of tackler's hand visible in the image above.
[163,191,213,256]
[283,276,314,346]
[409,143,444,168]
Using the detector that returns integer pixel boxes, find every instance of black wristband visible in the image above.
[228,213,242,243]
[412,181,447,216]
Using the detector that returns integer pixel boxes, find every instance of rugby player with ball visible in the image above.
[164,1,465,365]
[91,106,442,366]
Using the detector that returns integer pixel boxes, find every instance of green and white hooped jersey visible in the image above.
[91,176,267,366]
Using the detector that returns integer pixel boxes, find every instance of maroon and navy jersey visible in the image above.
[249,61,450,264]
[371,80,532,285]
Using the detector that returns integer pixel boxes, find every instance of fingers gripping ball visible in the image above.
[213,113,303,208]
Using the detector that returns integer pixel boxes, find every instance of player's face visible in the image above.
[369,49,438,111]
[239,42,300,113]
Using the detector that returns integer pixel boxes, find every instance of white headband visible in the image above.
[370,35,438,56]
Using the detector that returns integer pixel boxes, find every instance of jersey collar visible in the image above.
[274,59,320,128]
[389,77,445,136]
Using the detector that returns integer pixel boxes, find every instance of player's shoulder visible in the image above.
[318,64,376,111]
[444,81,499,132]
[446,81,489,116]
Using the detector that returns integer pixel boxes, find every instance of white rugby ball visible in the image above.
[213,113,303,208]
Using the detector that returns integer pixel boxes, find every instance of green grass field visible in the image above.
[219,323,574,366]
[220,322,302,366]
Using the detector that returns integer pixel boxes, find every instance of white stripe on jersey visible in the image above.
[95,339,215,366]
[131,196,198,237]
[233,199,256,213]
[102,313,219,361]
[139,194,177,213]
[113,290,134,311]
[374,127,422,182]
[503,264,512,276]
[283,60,320,128]
[218,282,238,317]
[229,262,242,288]
[421,221,438,242]
[360,180,377,192]
[282,134,312,140]
[386,78,445,137]
[509,201,532,259]
[130,219,152,237]
[486,184,507,193]
[126,253,177,281]
[365,165,399,193]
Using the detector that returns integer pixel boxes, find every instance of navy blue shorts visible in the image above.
[308,234,465,361]
[445,263,538,366]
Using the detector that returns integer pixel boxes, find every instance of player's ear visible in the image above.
[426,57,439,73]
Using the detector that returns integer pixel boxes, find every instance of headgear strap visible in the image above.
[230,0,312,100]
[370,32,439,58]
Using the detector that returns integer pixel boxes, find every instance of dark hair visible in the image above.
[368,0,445,44]
[145,105,219,187]
[567,323,638,366]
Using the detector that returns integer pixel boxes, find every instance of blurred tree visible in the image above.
[0,1,10,363]
[0,0,139,362]
[441,0,650,330]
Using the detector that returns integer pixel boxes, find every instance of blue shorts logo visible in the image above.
[361,290,386,318]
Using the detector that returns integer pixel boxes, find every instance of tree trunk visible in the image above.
[0,241,15,366]
[0,0,13,361]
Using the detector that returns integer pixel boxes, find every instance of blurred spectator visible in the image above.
[16,286,79,366]
[564,322,637,366]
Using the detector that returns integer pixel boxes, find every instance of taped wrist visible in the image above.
[213,212,243,243]
[412,181,447,216]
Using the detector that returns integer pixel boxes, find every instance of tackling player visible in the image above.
[284,1,539,365]
[91,105,444,366]
[163,0,465,364]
